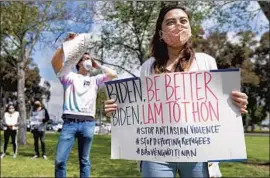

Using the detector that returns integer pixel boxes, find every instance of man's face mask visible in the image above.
[82,60,92,71]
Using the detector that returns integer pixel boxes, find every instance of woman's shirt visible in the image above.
[137,52,219,167]
[31,108,49,131]
[3,111,20,130]
[140,52,218,77]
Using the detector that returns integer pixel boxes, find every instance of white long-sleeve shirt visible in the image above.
[3,111,20,130]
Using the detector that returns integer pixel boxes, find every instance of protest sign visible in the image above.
[30,116,42,126]
[105,69,247,162]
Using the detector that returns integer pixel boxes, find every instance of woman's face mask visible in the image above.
[160,9,192,48]
[160,26,191,48]
[82,60,92,71]
[8,108,15,113]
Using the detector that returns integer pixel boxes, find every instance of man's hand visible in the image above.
[52,32,78,74]
[91,59,101,69]
[63,32,78,42]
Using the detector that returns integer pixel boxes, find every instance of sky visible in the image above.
[32,1,269,120]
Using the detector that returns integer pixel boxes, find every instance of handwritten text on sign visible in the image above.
[105,70,247,162]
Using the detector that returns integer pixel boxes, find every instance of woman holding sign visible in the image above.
[105,4,248,178]
[30,99,50,159]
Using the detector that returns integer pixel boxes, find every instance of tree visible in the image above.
[0,1,67,144]
[247,31,270,129]
[89,1,269,76]
[205,1,269,33]
[1,1,97,144]
[194,30,265,131]
[258,1,270,21]
[0,55,50,122]
[95,87,108,121]
[89,1,210,76]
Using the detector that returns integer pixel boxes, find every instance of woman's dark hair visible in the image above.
[32,99,45,111]
[5,104,17,112]
[76,52,90,71]
[151,5,195,74]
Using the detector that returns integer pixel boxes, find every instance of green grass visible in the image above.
[0,132,269,177]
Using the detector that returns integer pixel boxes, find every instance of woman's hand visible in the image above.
[231,91,248,114]
[104,99,118,117]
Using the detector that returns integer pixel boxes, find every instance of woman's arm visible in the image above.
[15,114,21,126]
[2,113,8,126]
[43,108,50,123]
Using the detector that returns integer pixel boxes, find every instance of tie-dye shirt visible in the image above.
[58,70,109,117]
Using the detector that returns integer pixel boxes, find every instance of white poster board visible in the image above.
[30,116,42,126]
[105,69,247,162]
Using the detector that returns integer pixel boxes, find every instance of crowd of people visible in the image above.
[0,4,249,178]
[1,99,50,160]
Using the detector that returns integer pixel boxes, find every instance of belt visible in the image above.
[64,118,92,123]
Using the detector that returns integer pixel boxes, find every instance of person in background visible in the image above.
[1,103,20,159]
[104,5,248,178]
[30,99,50,159]
[51,32,117,178]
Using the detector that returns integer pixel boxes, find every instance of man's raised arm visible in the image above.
[51,47,64,74]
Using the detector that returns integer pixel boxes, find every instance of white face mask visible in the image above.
[9,108,15,113]
[82,60,92,71]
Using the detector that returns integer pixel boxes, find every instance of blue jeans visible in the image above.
[141,161,209,178]
[55,121,95,178]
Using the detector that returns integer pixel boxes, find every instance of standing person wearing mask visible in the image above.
[104,5,248,178]
[51,32,117,178]
[1,104,20,159]
[30,100,50,159]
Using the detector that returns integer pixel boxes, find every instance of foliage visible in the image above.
[0,1,97,144]
[0,1,67,144]
[245,31,270,124]
[204,1,269,33]
[89,1,211,75]
[95,87,108,120]
[195,30,269,124]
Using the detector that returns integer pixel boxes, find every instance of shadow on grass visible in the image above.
[243,161,270,166]
[18,152,35,157]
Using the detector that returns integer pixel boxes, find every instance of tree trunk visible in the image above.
[243,114,249,132]
[0,86,3,118]
[17,60,27,145]
[258,1,270,22]
[251,122,255,132]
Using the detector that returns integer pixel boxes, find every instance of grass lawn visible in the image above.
[0,132,269,177]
